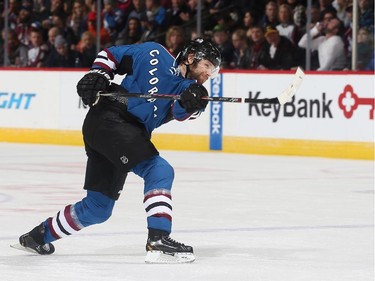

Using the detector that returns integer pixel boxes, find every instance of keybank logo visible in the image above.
[338,84,374,120]
[0,92,36,109]
[248,91,333,122]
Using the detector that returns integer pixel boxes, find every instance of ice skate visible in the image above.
[14,223,55,255]
[145,230,195,264]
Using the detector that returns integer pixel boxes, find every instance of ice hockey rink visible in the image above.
[0,142,373,281]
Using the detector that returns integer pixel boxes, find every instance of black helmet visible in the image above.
[175,38,221,69]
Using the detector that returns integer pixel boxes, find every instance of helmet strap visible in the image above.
[184,63,191,79]
[182,57,198,79]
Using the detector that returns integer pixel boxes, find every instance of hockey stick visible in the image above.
[98,67,305,105]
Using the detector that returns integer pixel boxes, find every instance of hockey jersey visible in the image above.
[91,42,198,133]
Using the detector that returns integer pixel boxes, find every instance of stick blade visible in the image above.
[277,67,305,105]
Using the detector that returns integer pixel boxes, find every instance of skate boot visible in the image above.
[19,223,55,255]
[145,229,195,264]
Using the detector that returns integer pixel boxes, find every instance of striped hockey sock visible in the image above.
[45,204,84,242]
[144,189,173,232]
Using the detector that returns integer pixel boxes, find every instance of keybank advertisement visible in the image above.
[0,70,373,143]
[222,72,374,142]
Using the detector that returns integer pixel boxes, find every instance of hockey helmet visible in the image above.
[175,38,221,73]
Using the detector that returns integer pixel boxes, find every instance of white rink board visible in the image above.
[222,72,374,142]
[0,69,373,143]
[0,71,60,129]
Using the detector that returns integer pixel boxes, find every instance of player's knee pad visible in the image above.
[132,155,174,193]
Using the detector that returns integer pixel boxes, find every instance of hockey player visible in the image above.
[17,38,221,264]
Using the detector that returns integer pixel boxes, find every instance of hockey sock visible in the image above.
[132,155,174,233]
[43,191,115,243]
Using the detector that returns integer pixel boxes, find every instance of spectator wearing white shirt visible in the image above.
[276,3,299,45]
[298,17,347,70]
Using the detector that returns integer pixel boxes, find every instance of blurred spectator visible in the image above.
[261,1,279,28]
[46,26,61,54]
[127,0,147,21]
[215,11,241,33]
[233,0,264,22]
[365,52,374,71]
[242,9,257,31]
[317,0,336,13]
[103,0,126,44]
[75,31,97,67]
[332,0,350,27]
[284,0,305,9]
[67,0,89,39]
[44,35,76,67]
[15,5,34,46]
[228,28,252,69]
[320,9,337,31]
[247,25,270,69]
[164,25,186,57]
[206,0,232,16]
[43,27,61,66]
[139,12,161,42]
[0,29,29,67]
[50,12,78,49]
[21,0,39,21]
[116,17,143,45]
[27,28,49,67]
[276,3,299,45]
[358,0,374,32]
[165,0,190,27]
[208,0,238,30]
[298,18,347,70]
[211,24,234,69]
[40,0,67,30]
[32,0,49,23]
[292,3,307,34]
[356,27,374,70]
[185,0,210,31]
[2,0,21,30]
[87,11,111,48]
[2,0,370,71]
[115,0,133,12]
[262,25,295,70]
[308,4,322,27]
[145,0,167,29]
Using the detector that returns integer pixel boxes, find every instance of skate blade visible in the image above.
[145,251,195,264]
[10,243,38,254]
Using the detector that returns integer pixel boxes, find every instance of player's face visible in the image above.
[188,59,216,84]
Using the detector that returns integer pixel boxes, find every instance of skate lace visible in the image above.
[164,236,185,246]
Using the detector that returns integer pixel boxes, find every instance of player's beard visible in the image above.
[186,64,210,85]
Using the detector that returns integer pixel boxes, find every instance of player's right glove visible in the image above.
[179,83,209,113]
[76,69,110,106]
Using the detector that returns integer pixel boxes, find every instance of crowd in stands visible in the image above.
[0,0,374,70]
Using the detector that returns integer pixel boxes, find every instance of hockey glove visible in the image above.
[76,69,111,106]
[179,83,209,113]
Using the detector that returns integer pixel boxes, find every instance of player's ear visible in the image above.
[186,53,195,64]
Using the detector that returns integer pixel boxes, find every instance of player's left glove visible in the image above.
[179,83,209,113]
[76,69,110,106]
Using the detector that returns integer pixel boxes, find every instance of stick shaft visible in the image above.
[99,92,243,102]
[99,92,279,104]
[98,67,305,105]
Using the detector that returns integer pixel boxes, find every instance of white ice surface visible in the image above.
[0,143,373,281]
